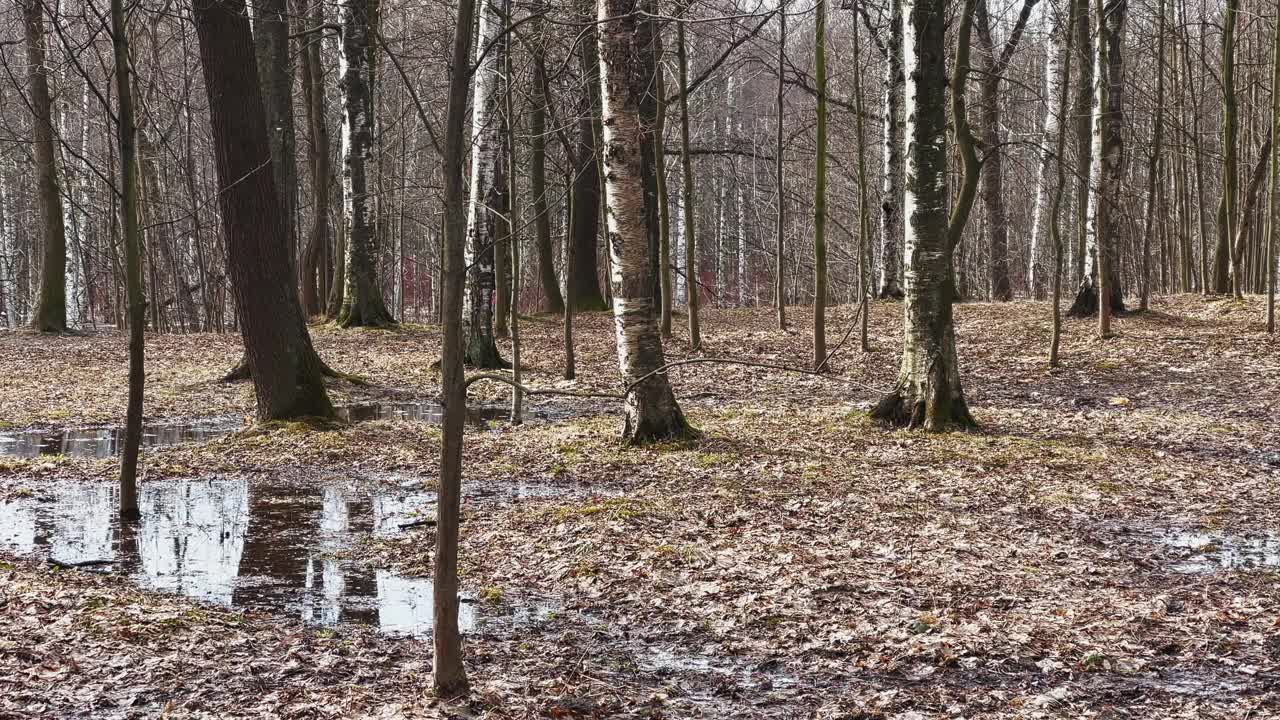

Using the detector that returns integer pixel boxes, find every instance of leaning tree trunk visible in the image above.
[598,0,694,445]
[871,0,979,432]
[193,0,336,421]
[337,0,395,327]
[22,0,69,333]
[878,0,905,299]
[1231,139,1271,299]
[572,0,609,311]
[1211,0,1240,295]
[1069,0,1126,320]
[463,0,510,368]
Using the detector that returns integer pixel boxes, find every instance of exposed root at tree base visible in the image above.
[870,388,979,433]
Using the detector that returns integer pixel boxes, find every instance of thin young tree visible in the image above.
[775,0,788,328]
[599,0,694,444]
[677,4,701,349]
[22,0,69,332]
[113,0,143,521]
[432,0,476,698]
[529,1,564,313]
[1139,0,1165,311]
[1268,0,1280,333]
[192,0,336,421]
[1049,0,1078,366]
[812,0,828,370]
[871,0,981,431]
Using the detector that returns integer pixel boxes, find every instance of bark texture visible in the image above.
[572,0,609,311]
[878,0,905,299]
[598,0,694,445]
[337,0,395,327]
[193,0,336,421]
[871,0,978,432]
[23,0,69,333]
[463,0,510,368]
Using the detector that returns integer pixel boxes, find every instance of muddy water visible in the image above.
[1157,530,1280,573]
[0,401,536,459]
[0,477,553,635]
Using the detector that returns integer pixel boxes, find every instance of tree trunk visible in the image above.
[1049,0,1079,366]
[112,0,143,522]
[1139,0,1166,311]
[1231,139,1271,299]
[1212,0,1240,295]
[599,0,694,445]
[813,0,828,369]
[22,0,68,333]
[975,0,1011,301]
[433,0,476,697]
[1072,0,1093,286]
[572,0,608,311]
[1268,0,1280,333]
[677,9,701,350]
[193,0,336,421]
[871,0,979,432]
[1029,13,1068,300]
[879,0,905,299]
[464,0,510,368]
[1070,0,1126,321]
[254,0,297,281]
[337,0,395,327]
[775,0,788,326]
[529,5,564,314]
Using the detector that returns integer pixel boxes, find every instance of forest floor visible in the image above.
[1,294,1279,719]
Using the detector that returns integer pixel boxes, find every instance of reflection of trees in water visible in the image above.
[139,479,249,604]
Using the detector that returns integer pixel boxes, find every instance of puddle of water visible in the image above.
[0,417,241,459]
[0,400,563,459]
[0,477,554,636]
[1158,530,1280,573]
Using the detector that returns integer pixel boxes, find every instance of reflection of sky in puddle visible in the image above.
[1157,530,1280,573]
[0,478,468,635]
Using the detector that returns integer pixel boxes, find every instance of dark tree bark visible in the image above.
[433,0,476,698]
[254,0,297,276]
[193,0,336,421]
[113,0,142,521]
[571,0,608,311]
[529,4,564,314]
[22,0,68,332]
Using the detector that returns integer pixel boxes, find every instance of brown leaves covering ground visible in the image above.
[1,294,1279,718]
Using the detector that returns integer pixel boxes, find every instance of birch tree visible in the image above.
[1029,9,1070,298]
[599,0,694,445]
[871,0,980,431]
[879,0,904,299]
[464,0,510,368]
[337,0,395,328]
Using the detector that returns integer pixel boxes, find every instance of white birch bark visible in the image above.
[1029,16,1067,297]
[879,0,905,298]
[598,0,691,443]
[0,163,15,327]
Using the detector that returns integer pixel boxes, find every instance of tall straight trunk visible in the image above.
[1140,0,1166,311]
[433,0,473,695]
[851,8,871,352]
[193,0,336,421]
[299,8,328,318]
[1268,0,1280,333]
[598,0,694,445]
[1072,0,1093,286]
[879,0,905,299]
[529,3,564,314]
[656,70,673,337]
[1069,0,1126,319]
[975,0,1011,301]
[1050,0,1079,366]
[812,0,828,370]
[871,0,979,431]
[572,0,608,311]
[1212,0,1240,294]
[0,165,16,327]
[22,0,68,332]
[113,0,143,521]
[775,0,788,327]
[1030,13,1068,299]
[464,0,510,368]
[494,25,512,341]
[337,0,394,327]
[677,10,700,349]
[254,0,297,278]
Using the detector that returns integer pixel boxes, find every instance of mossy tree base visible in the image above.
[1067,277,1125,318]
[871,375,978,432]
[622,388,698,446]
[336,299,396,329]
[464,333,510,370]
